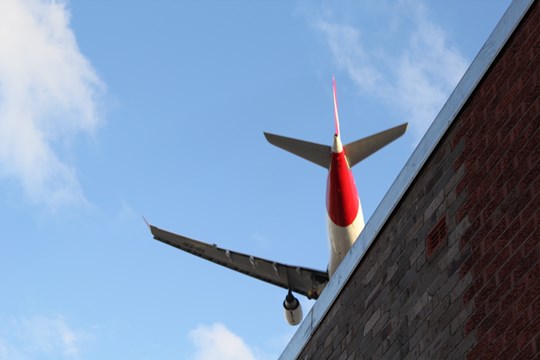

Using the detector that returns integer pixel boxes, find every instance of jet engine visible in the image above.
[283,290,303,326]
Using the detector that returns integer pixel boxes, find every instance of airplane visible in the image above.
[147,77,407,325]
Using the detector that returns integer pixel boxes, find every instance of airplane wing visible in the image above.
[148,223,329,299]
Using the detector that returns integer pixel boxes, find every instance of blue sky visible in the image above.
[0,0,511,359]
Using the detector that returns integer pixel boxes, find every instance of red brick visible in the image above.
[480,336,503,360]
[475,247,498,278]
[485,275,512,313]
[514,261,540,316]
[516,316,540,352]
[469,219,494,250]
[500,166,521,195]
[482,218,511,252]
[503,314,528,344]
[511,249,539,286]
[516,124,540,158]
[461,216,483,246]
[522,223,540,256]
[426,217,447,257]
[513,341,536,360]
[516,289,540,319]
[465,304,487,336]
[494,307,515,336]
[512,216,537,253]
[520,188,540,220]
[497,249,525,284]
[493,218,521,255]
[528,299,540,324]
[484,246,512,283]
[515,281,540,320]
[476,277,498,309]
[501,280,527,311]
[478,196,498,224]
[525,149,540,177]
[497,338,518,360]
[477,306,501,338]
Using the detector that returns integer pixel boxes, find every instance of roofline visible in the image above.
[280,0,534,358]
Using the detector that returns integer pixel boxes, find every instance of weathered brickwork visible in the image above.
[298,3,539,359]
[453,2,540,358]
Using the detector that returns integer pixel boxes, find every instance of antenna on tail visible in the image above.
[332,76,340,136]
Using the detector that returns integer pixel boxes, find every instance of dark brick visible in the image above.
[296,3,540,359]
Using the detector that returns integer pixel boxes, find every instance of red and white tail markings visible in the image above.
[326,77,365,276]
[264,77,406,276]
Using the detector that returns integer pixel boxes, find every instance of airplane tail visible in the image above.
[263,132,332,169]
[264,124,407,169]
[344,123,407,167]
[333,76,340,136]
[264,77,407,168]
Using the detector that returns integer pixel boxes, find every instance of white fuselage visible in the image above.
[325,134,365,276]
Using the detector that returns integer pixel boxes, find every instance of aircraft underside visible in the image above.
[148,77,407,325]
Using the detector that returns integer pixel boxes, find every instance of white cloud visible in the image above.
[0,0,104,208]
[188,323,256,360]
[0,314,89,359]
[17,315,86,357]
[315,1,468,140]
[0,338,25,360]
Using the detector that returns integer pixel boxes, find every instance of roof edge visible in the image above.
[280,0,534,358]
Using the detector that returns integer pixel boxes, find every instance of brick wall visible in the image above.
[298,2,539,359]
[454,1,540,357]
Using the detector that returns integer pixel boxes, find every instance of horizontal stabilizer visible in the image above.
[264,132,331,169]
[345,123,408,167]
